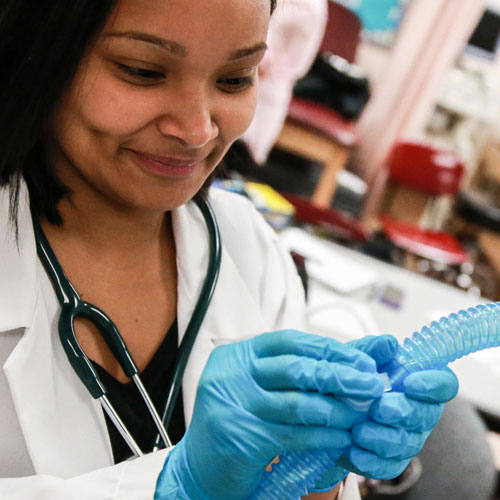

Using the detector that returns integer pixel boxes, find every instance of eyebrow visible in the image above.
[229,42,268,60]
[102,31,187,56]
[102,31,267,60]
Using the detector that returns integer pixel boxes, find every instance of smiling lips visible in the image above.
[129,149,205,177]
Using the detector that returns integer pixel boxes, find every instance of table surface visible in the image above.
[280,228,500,417]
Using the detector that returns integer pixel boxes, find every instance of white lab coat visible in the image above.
[0,183,360,499]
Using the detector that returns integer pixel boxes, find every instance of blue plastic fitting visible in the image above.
[250,302,500,499]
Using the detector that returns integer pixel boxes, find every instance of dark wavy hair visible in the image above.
[0,0,277,226]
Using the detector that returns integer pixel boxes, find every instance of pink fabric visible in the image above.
[242,0,328,164]
[354,0,485,220]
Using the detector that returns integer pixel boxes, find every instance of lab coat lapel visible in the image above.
[0,185,113,477]
[0,184,37,332]
[173,199,269,423]
[4,288,113,477]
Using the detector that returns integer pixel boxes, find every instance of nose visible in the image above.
[156,87,219,149]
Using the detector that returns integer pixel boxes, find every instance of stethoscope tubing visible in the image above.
[153,198,222,450]
[32,197,221,457]
[35,219,152,454]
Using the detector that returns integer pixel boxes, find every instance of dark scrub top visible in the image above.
[91,320,186,463]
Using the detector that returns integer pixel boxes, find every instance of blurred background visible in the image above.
[222,0,500,302]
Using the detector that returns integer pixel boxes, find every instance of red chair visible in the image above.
[381,142,468,265]
[274,2,362,208]
[320,1,361,63]
[280,191,371,242]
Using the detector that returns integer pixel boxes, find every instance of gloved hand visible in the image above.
[311,334,399,492]
[154,330,385,500]
[339,335,459,479]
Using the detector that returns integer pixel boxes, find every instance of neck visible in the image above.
[40,189,174,272]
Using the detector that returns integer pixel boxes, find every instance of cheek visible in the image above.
[65,61,158,139]
[220,90,258,142]
[76,84,156,137]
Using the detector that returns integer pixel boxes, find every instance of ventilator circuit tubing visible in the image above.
[250,302,500,500]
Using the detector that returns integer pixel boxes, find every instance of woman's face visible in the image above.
[48,0,270,214]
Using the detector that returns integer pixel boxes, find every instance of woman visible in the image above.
[0,0,458,498]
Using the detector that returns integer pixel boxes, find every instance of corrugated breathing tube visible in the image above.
[250,302,500,499]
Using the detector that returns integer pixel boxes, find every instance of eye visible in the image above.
[115,63,165,84]
[218,76,255,93]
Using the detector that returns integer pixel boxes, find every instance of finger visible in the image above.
[251,389,369,428]
[251,330,376,372]
[265,421,353,454]
[252,355,385,399]
[370,392,444,432]
[353,422,430,459]
[338,447,412,480]
[403,367,458,403]
[208,404,352,466]
[348,335,399,367]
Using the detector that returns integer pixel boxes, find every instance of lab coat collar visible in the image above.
[173,195,269,423]
[3,290,114,477]
[0,183,38,333]
[173,193,268,345]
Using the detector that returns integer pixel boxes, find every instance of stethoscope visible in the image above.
[32,198,222,458]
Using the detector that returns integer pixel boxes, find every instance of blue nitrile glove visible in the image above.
[340,365,459,479]
[311,334,399,492]
[154,330,385,500]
